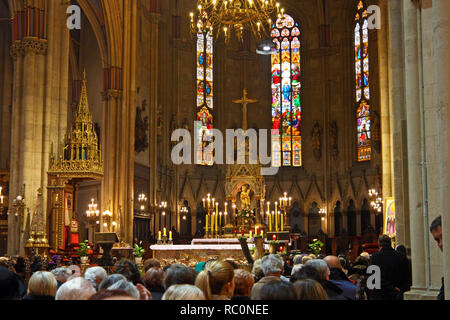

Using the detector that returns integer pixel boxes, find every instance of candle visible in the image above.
[250,231,253,239]
[241,229,245,237]
[203,198,206,207]
[255,226,259,236]
[289,197,292,207]
[215,212,218,232]
[216,202,218,215]
[267,202,270,212]
[163,227,167,237]
[267,212,272,232]
[224,212,227,225]
[206,215,209,233]
[211,213,215,232]
[169,231,173,241]
[275,210,278,231]
[261,230,264,238]
[281,213,284,231]
[219,212,222,229]
[158,231,162,241]
[273,234,277,241]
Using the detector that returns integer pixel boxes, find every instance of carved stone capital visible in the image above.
[10,38,48,60]
[101,89,123,101]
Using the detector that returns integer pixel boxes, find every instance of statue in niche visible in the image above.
[135,99,149,153]
[240,184,252,211]
[329,121,338,159]
[372,110,381,153]
[311,121,322,161]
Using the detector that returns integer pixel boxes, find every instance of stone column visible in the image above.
[403,0,427,291]
[148,13,160,208]
[433,0,450,300]
[388,0,410,249]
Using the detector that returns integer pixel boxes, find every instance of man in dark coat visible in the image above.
[324,255,357,300]
[302,260,347,300]
[430,216,444,300]
[369,235,410,300]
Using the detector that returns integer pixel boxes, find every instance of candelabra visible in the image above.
[86,199,100,243]
[138,193,148,212]
[202,194,216,238]
[265,192,292,233]
[102,209,113,232]
[369,188,383,213]
[181,206,188,221]
[319,208,327,221]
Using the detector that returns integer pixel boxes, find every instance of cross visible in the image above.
[233,89,258,131]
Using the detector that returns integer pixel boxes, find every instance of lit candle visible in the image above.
[215,212,218,232]
[219,212,222,229]
[169,231,173,241]
[206,215,209,233]
[211,213,215,233]
[163,227,167,237]
[267,202,270,212]
[203,198,206,207]
[250,231,253,239]
[216,202,219,215]
[289,197,292,207]
[255,226,259,236]
[275,201,278,213]
[274,210,278,231]
[273,234,277,241]
[224,212,227,225]
[158,231,162,241]
[241,229,245,237]
[267,211,272,232]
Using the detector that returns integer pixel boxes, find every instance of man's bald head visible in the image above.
[323,256,342,270]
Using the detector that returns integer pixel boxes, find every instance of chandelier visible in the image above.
[189,0,285,42]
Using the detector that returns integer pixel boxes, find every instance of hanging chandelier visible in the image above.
[189,0,285,42]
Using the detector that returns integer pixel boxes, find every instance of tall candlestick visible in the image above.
[169,231,173,241]
[163,227,167,237]
[267,202,270,212]
[158,231,162,241]
[275,210,278,231]
[215,212,218,233]
[261,230,264,238]
[268,211,272,232]
[211,213,215,233]
[281,213,284,232]
[206,215,209,233]
[249,230,253,239]
[219,212,222,230]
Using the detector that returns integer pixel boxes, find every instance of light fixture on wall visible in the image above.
[319,208,327,221]
[256,38,277,55]
[369,188,383,213]
[181,206,188,220]
[189,0,285,42]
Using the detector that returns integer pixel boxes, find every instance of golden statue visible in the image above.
[240,185,251,210]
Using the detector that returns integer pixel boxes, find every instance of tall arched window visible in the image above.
[355,1,371,162]
[271,14,302,168]
[196,32,214,166]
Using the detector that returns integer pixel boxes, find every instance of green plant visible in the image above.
[237,210,253,218]
[133,243,145,258]
[308,238,324,256]
[77,240,90,257]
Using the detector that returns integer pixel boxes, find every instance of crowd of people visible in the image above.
[0,216,443,301]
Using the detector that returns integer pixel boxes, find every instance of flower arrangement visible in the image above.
[77,240,91,257]
[133,243,145,258]
[237,210,253,218]
[308,238,324,256]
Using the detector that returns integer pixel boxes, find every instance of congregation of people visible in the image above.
[0,232,420,301]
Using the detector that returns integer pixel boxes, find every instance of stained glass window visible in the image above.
[271,14,302,168]
[355,1,371,162]
[196,32,214,166]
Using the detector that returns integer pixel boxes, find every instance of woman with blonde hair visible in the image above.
[162,284,205,300]
[195,260,235,300]
[293,278,328,300]
[23,271,57,300]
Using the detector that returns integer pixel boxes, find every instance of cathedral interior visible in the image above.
[0,0,448,300]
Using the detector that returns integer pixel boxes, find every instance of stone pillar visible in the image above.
[388,0,410,249]
[433,0,450,300]
[403,0,426,291]
[149,13,160,208]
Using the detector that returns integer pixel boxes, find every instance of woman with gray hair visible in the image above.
[51,267,71,289]
[260,254,288,282]
[304,259,347,300]
[84,266,107,291]
[107,279,140,299]
[162,284,205,300]
[55,277,96,300]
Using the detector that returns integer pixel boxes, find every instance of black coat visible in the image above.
[438,277,445,301]
[317,279,347,300]
[369,247,410,300]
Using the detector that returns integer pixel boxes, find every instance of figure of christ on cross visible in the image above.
[233,89,258,131]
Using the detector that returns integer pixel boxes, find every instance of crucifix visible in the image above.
[233,89,258,131]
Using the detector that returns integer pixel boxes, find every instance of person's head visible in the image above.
[301,255,312,265]
[51,267,71,283]
[233,269,254,297]
[84,267,107,289]
[395,245,407,257]
[144,259,161,272]
[0,266,20,300]
[106,279,140,299]
[290,264,303,277]
[378,235,392,249]
[164,264,198,290]
[254,279,296,300]
[292,255,304,266]
[323,256,342,270]
[308,254,317,259]
[304,259,330,281]
[251,259,264,279]
[290,264,320,282]
[55,277,96,300]
[143,267,165,290]
[360,252,370,260]
[162,284,205,300]
[90,289,138,300]
[293,279,328,300]
[27,271,57,297]
[260,254,284,277]
[430,216,442,252]
[98,274,127,291]
[195,260,235,300]
[113,259,141,285]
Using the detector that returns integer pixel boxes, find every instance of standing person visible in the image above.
[430,216,444,300]
[395,245,412,292]
[369,235,410,300]
[195,260,235,300]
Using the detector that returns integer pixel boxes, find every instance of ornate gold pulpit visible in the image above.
[47,71,103,250]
